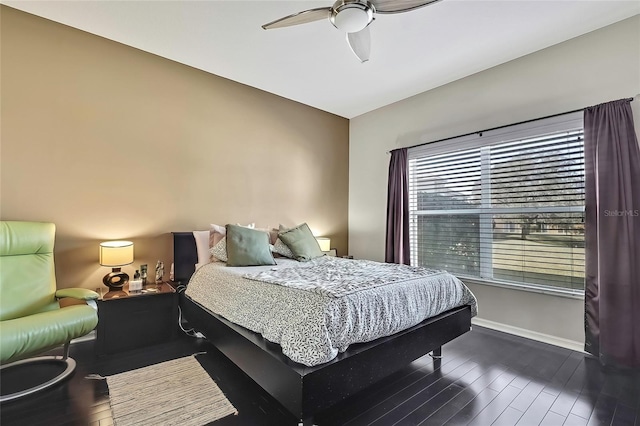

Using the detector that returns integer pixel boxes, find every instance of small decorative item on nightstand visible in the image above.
[140,264,148,284]
[129,278,143,291]
[155,260,164,283]
[99,241,134,290]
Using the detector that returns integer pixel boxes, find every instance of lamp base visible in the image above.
[103,267,129,289]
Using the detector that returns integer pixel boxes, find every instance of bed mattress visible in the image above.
[185,257,477,366]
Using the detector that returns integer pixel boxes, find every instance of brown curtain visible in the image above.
[385,148,410,264]
[584,98,640,368]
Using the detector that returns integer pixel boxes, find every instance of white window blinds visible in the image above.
[408,112,585,293]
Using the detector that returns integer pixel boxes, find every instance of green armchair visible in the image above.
[0,221,99,402]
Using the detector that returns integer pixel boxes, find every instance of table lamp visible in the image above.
[315,237,331,252]
[99,241,134,289]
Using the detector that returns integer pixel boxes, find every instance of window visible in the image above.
[408,113,585,294]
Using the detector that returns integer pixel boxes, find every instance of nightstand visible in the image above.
[95,282,178,356]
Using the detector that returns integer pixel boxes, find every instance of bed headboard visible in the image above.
[172,232,197,285]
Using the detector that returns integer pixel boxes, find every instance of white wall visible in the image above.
[349,15,640,344]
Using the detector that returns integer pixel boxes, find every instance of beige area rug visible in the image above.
[106,356,237,426]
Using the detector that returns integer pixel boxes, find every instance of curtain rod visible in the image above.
[389,95,638,153]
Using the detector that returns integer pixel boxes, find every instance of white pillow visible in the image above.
[192,230,211,267]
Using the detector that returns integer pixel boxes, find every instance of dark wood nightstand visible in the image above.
[95,282,178,356]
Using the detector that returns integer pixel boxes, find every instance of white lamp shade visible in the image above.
[99,241,134,267]
[316,237,331,252]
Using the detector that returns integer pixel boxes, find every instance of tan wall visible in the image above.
[349,15,640,343]
[0,6,349,289]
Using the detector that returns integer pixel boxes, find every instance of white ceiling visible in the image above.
[4,0,639,118]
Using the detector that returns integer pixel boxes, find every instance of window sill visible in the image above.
[459,276,585,300]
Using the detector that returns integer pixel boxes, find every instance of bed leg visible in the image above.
[430,347,442,359]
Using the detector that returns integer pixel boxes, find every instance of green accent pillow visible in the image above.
[225,224,276,267]
[278,223,324,262]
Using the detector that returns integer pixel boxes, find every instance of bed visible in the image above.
[173,232,475,424]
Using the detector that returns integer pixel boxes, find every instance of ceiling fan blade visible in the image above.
[262,7,332,30]
[369,0,442,14]
[347,27,371,63]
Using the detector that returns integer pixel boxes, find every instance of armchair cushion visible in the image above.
[55,288,99,301]
[0,222,57,321]
[0,305,98,364]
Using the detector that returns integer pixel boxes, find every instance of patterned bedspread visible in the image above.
[245,256,453,298]
[185,257,477,366]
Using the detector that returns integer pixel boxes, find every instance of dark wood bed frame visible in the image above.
[173,232,472,423]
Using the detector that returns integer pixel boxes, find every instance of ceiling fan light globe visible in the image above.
[331,3,373,33]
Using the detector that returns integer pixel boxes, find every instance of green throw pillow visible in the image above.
[279,223,324,262]
[225,224,276,267]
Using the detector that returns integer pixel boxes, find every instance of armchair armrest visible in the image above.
[55,288,99,301]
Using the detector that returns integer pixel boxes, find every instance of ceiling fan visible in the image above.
[262,0,442,63]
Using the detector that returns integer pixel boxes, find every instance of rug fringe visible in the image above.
[84,353,207,381]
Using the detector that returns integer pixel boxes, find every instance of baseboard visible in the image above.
[471,317,585,353]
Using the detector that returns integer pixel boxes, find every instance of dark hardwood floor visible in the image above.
[1,326,638,425]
